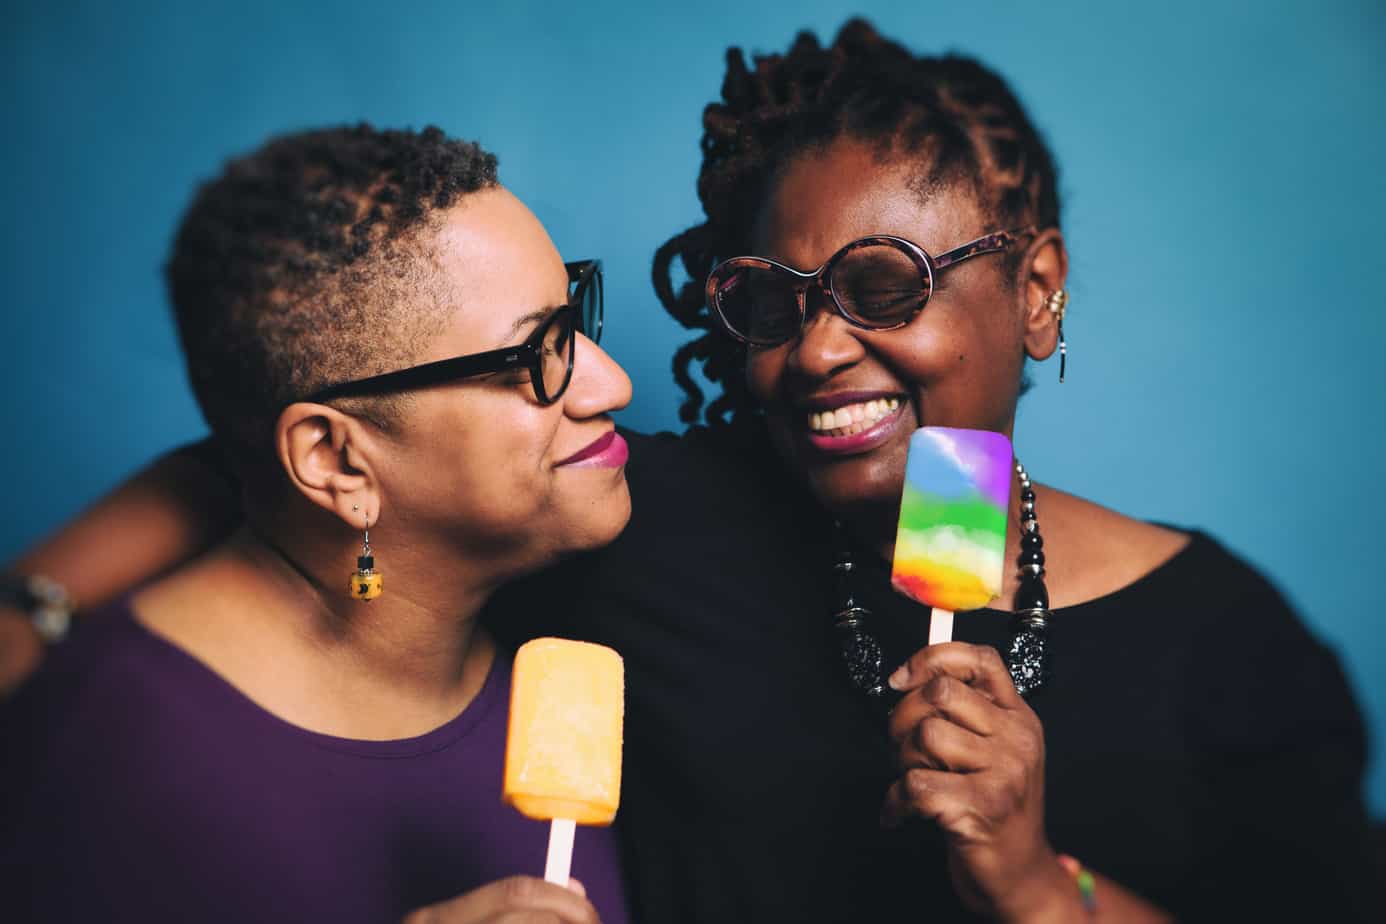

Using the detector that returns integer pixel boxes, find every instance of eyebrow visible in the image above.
[498,304,561,347]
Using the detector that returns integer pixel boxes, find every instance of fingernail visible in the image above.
[887,666,908,690]
[567,878,587,897]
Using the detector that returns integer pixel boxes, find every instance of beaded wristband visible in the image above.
[1056,854,1097,915]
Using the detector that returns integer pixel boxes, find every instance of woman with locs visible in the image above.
[2,20,1373,923]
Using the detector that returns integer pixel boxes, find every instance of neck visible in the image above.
[249,515,501,677]
[141,518,503,740]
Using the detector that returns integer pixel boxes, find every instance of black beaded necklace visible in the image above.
[831,459,1052,699]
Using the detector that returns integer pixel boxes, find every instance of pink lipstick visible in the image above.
[556,430,629,469]
[804,404,906,455]
[793,390,909,457]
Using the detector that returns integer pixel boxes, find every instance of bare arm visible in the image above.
[1,444,240,695]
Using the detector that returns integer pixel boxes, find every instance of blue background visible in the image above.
[4,1,1383,813]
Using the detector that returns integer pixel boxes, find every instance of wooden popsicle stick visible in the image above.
[928,608,954,645]
[543,818,577,884]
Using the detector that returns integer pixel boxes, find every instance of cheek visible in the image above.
[862,323,960,391]
[745,347,786,404]
[899,291,1018,376]
[482,410,561,497]
[895,309,1026,427]
[399,400,560,519]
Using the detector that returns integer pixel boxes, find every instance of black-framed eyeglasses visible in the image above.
[302,260,603,407]
[704,228,1036,347]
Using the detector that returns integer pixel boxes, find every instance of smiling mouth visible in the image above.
[805,397,902,438]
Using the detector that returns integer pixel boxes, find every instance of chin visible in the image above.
[482,480,633,584]
[560,481,633,555]
[804,461,903,520]
[772,425,907,519]
[590,486,633,547]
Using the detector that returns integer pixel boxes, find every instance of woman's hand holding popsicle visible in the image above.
[400,876,600,924]
[881,641,1063,922]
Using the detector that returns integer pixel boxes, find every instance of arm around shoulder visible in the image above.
[10,439,240,611]
[0,440,240,695]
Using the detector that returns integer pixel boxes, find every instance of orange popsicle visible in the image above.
[503,637,624,882]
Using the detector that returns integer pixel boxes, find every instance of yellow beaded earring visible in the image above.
[349,506,382,601]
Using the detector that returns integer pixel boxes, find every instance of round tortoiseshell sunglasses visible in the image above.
[705,228,1036,346]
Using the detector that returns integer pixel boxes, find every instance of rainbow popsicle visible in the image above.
[891,427,1013,619]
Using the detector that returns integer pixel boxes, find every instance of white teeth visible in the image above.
[805,397,903,435]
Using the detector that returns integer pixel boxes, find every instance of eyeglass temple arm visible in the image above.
[305,344,536,403]
[565,259,599,283]
[931,227,1039,271]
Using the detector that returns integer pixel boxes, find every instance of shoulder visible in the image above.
[8,600,152,713]
[2,601,289,916]
[1039,496,1368,770]
[1,601,192,816]
[5,601,190,739]
[3,588,252,765]
[1042,485,1316,640]
[1064,513,1368,757]
[1037,485,1191,609]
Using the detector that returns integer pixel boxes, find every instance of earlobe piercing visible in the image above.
[1045,289,1068,383]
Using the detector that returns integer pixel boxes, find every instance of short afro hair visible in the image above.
[167,123,499,463]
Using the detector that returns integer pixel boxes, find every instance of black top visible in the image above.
[486,421,1376,922]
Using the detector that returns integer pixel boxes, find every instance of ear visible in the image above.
[274,403,381,529]
[1019,228,1069,361]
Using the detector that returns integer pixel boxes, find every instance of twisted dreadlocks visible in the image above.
[653,19,1062,426]
[168,124,499,464]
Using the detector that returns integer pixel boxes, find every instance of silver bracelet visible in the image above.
[1,573,76,643]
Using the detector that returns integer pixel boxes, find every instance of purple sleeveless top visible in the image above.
[0,602,630,923]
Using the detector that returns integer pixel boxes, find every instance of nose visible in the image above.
[563,333,633,419]
[786,294,866,381]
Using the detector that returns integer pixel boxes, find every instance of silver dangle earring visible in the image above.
[1046,289,1069,383]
